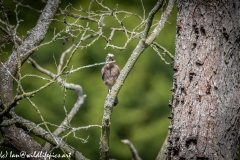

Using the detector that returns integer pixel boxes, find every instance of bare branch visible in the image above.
[54,2,146,51]
[0,62,62,158]
[140,0,146,21]
[25,57,89,152]
[0,58,60,116]
[0,24,9,35]
[61,125,101,142]
[13,0,43,13]
[151,43,174,65]
[5,0,61,75]
[28,58,56,77]
[93,0,111,12]
[0,0,10,29]
[66,61,115,75]
[0,1,176,159]
[99,0,175,159]
[57,41,79,74]
[142,0,165,39]
[43,82,87,151]
[11,114,87,160]
[146,0,175,45]
[153,46,171,64]
[121,139,142,160]
[55,3,99,22]
[152,42,175,60]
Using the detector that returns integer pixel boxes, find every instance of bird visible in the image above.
[101,53,120,106]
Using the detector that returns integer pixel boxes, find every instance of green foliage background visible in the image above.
[1,0,176,159]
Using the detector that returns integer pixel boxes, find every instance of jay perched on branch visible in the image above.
[101,53,120,106]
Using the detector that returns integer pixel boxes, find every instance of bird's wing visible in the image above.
[101,66,105,81]
[114,64,120,79]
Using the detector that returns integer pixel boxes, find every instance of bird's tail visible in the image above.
[108,89,119,106]
[114,96,118,106]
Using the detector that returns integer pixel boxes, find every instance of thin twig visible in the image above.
[152,42,175,60]
[121,139,142,160]
[65,61,115,74]
[26,57,89,152]
[4,0,61,75]
[13,0,42,13]
[151,43,174,65]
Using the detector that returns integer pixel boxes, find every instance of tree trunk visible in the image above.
[168,1,240,159]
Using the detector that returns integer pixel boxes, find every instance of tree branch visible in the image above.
[99,0,175,159]
[0,124,48,160]
[142,0,164,39]
[121,139,142,160]
[152,41,175,60]
[156,136,168,160]
[9,114,87,160]
[13,0,43,13]
[145,0,175,45]
[5,0,61,75]
[25,57,88,152]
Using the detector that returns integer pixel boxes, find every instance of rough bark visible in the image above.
[168,0,240,159]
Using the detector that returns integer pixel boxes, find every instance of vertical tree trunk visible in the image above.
[168,1,240,159]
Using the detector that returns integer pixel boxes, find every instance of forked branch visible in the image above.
[99,0,175,159]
